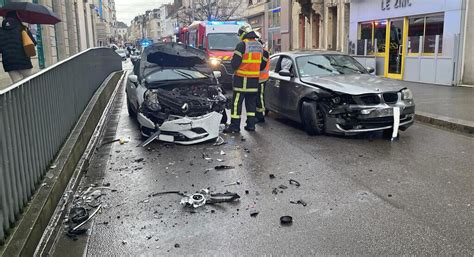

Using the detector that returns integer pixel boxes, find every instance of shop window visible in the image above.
[374,21,386,54]
[408,17,424,54]
[358,20,386,55]
[408,14,444,55]
[424,15,444,54]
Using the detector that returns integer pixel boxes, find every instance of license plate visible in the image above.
[158,134,174,142]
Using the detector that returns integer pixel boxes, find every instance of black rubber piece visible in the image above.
[280,216,293,225]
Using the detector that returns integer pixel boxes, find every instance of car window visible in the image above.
[296,54,367,78]
[269,57,279,71]
[276,56,295,75]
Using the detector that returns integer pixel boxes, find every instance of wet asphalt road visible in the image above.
[50,66,473,256]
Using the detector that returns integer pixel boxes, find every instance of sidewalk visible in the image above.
[406,82,474,134]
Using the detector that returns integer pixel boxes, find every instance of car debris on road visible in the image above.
[180,189,240,208]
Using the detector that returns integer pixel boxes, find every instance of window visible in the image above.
[408,16,424,53]
[424,15,444,54]
[276,56,294,74]
[408,14,444,54]
[357,20,386,55]
[296,54,368,78]
[269,57,279,71]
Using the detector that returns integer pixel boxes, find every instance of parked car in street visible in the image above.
[265,51,415,136]
[115,49,127,61]
[126,43,227,145]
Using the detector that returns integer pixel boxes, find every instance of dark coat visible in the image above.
[0,17,34,72]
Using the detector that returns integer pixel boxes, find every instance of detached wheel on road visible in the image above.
[301,101,325,135]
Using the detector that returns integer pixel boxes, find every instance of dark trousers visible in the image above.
[229,91,258,130]
[256,81,266,119]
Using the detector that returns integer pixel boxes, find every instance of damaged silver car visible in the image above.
[126,43,227,145]
[265,51,416,136]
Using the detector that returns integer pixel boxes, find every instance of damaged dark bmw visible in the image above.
[126,43,227,145]
[265,51,416,136]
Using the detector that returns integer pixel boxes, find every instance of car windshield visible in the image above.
[146,68,208,83]
[207,33,240,51]
[296,54,367,78]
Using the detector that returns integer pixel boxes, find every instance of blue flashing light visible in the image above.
[207,21,245,26]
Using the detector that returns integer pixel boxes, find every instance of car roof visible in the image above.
[271,50,347,58]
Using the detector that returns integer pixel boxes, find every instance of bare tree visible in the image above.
[178,0,244,25]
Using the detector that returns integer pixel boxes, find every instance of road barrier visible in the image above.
[0,48,122,243]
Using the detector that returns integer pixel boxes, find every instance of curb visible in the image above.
[415,111,474,135]
[0,71,125,257]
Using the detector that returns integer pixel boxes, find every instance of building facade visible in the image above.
[245,0,350,54]
[350,0,471,86]
[93,0,117,46]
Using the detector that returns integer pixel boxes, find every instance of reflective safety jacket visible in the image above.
[233,39,263,78]
[259,48,270,82]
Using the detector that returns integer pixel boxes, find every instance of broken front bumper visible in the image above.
[326,105,415,135]
[137,111,223,145]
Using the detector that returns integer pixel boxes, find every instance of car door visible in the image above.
[127,60,141,111]
[271,56,298,118]
[265,56,281,112]
[280,57,305,119]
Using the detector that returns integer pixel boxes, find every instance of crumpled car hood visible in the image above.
[301,74,409,95]
[143,43,207,68]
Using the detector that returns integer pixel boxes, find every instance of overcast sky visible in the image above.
[115,0,173,25]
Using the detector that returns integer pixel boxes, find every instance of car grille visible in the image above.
[383,92,399,104]
[359,94,381,105]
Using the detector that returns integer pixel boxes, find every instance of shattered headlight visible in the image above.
[401,89,413,100]
[144,90,161,112]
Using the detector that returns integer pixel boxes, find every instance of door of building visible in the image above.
[385,18,407,80]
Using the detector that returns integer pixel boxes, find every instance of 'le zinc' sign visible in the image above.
[381,0,413,11]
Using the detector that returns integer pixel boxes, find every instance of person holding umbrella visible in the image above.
[0,11,37,83]
[0,2,60,83]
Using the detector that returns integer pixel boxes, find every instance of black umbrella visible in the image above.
[0,2,61,25]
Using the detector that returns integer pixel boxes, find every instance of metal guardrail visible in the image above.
[0,47,122,243]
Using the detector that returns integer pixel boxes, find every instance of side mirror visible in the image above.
[279,69,293,77]
[128,75,138,84]
[213,71,222,78]
[366,67,375,74]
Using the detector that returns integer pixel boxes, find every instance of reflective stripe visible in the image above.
[259,83,265,112]
[257,108,265,112]
[236,39,263,78]
[247,112,256,117]
[242,59,261,63]
[233,87,258,92]
[232,92,241,118]
[243,77,247,90]
[236,70,260,76]
[234,51,242,57]
[262,57,269,62]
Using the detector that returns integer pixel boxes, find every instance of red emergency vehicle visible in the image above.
[186,21,247,87]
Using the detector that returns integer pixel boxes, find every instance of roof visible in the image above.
[274,50,347,57]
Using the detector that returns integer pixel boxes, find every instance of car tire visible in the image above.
[301,101,325,136]
[127,98,136,118]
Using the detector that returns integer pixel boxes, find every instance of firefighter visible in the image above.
[223,24,267,133]
[256,34,270,123]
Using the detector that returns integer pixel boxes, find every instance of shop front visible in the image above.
[349,0,466,86]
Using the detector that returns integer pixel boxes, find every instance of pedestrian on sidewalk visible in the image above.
[0,11,37,84]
